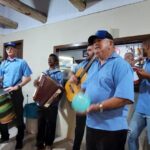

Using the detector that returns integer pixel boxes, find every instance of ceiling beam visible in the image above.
[69,0,86,11]
[0,15,18,29]
[0,0,47,23]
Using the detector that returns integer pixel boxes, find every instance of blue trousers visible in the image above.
[128,112,150,150]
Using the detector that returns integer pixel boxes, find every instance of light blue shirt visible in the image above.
[0,58,32,88]
[44,67,63,86]
[136,59,150,115]
[82,52,134,131]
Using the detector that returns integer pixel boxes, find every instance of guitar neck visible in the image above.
[79,56,95,79]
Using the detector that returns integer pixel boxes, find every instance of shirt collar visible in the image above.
[98,52,118,67]
[7,57,17,61]
[108,52,118,59]
[104,52,118,63]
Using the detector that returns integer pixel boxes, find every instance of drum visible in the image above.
[0,89,15,124]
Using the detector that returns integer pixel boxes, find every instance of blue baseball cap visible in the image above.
[95,30,113,40]
[4,42,16,48]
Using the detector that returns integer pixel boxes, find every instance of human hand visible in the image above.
[137,56,144,61]
[69,75,78,84]
[136,69,148,79]
[86,104,99,113]
[4,85,19,92]
[33,79,40,87]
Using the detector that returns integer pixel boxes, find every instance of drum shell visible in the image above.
[0,93,15,124]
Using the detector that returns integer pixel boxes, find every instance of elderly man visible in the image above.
[81,30,134,150]
[0,42,32,149]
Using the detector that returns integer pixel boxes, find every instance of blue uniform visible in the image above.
[0,57,32,147]
[128,59,150,149]
[0,58,32,87]
[136,59,150,115]
[82,52,134,131]
[44,68,63,85]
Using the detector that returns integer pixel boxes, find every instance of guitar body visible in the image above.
[65,68,87,102]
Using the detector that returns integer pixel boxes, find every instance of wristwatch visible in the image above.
[99,103,103,112]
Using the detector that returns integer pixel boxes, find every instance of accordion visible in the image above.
[33,74,63,108]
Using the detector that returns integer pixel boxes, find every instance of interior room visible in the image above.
[0,0,150,150]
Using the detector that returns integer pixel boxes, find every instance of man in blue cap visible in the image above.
[4,42,16,47]
[81,30,134,150]
[0,42,32,149]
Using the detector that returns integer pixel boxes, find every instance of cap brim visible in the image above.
[4,44,16,47]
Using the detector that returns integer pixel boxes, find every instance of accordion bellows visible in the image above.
[33,74,63,108]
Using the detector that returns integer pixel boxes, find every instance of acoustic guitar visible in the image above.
[65,56,95,102]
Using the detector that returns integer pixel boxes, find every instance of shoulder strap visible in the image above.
[45,70,61,76]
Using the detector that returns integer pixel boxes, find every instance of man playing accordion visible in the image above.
[34,53,63,150]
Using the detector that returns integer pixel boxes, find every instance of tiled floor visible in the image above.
[0,126,149,150]
[0,127,86,150]
[0,136,85,150]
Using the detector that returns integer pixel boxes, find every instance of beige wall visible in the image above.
[0,0,150,139]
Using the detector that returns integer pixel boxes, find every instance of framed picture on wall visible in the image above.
[83,49,87,57]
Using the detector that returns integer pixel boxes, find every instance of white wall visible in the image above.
[0,35,4,56]
[0,0,150,139]
[1,0,143,34]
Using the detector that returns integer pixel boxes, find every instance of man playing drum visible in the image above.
[0,42,32,149]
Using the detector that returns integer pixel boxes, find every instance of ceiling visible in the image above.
[0,0,144,34]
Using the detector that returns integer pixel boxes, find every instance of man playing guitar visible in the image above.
[69,35,97,150]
